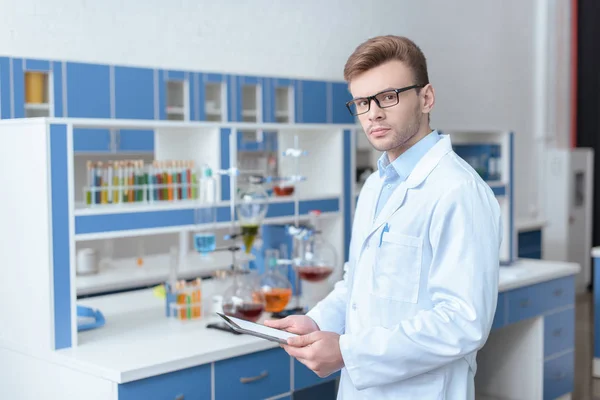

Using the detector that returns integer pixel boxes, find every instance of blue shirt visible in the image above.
[375,130,441,219]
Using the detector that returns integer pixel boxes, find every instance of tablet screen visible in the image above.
[217,313,298,342]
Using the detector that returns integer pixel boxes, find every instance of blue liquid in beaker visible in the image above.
[194,233,216,254]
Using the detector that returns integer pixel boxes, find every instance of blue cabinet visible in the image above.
[331,82,354,124]
[67,62,112,152]
[294,359,340,391]
[203,73,228,122]
[265,78,295,123]
[214,348,290,399]
[52,61,65,117]
[0,57,11,119]
[543,352,574,400]
[118,364,211,400]
[11,59,24,118]
[296,80,328,123]
[231,75,263,122]
[544,308,575,356]
[518,229,542,259]
[114,66,154,120]
[491,293,506,330]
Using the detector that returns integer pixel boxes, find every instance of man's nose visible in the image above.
[367,99,384,121]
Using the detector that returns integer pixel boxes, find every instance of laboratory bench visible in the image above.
[0,258,579,400]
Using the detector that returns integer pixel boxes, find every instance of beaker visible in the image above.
[194,164,217,255]
[236,176,269,254]
[260,249,293,313]
[221,262,266,322]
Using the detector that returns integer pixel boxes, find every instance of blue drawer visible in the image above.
[507,277,574,324]
[214,348,290,399]
[540,276,574,311]
[118,365,211,400]
[544,352,574,400]
[294,359,340,391]
[544,308,575,356]
[491,293,506,330]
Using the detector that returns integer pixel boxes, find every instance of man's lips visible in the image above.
[369,127,390,137]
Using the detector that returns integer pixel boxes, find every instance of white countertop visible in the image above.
[515,218,546,231]
[9,258,579,384]
[591,247,600,258]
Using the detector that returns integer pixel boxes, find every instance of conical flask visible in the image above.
[221,262,266,322]
[260,249,293,313]
[236,176,269,254]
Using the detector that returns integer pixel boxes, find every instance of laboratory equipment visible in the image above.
[236,175,269,254]
[293,210,337,283]
[76,248,98,275]
[221,261,266,322]
[260,249,293,313]
[164,246,204,321]
[194,164,217,254]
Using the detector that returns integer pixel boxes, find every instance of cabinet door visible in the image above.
[66,62,112,152]
[232,75,263,123]
[266,78,295,123]
[11,58,24,118]
[296,80,327,123]
[118,364,211,400]
[331,82,354,124]
[294,359,340,391]
[114,66,155,152]
[0,57,11,119]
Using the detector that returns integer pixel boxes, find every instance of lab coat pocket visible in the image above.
[373,231,422,303]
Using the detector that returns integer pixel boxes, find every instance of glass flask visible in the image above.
[194,165,217,255]
[236,176,269,254]
[260,249,293,313]
[221,262,266,322]
[293,210,338,283]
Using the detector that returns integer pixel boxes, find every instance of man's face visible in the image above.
[349,60,426,160]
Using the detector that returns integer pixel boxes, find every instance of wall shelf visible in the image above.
[76,250,254,296]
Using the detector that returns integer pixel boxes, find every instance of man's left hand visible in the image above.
[282,331,344,378]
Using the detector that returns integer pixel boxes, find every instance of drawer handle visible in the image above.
[174,395,184,400]
[553,328,562,337]
[240,370,269,384]
[520,299,530,308]
[554,289,564,297]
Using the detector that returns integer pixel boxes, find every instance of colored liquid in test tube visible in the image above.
[194,233,216,254]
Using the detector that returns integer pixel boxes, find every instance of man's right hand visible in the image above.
[264,315,320,335]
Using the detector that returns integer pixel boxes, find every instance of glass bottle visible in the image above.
[294,210,337,283]
[221,261,266,322]
[236,176,269,254]
[194,164,217,254]
[260,249,293,313]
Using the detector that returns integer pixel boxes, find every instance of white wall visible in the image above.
[0,0,572,221]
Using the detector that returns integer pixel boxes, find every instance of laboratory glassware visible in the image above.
[259,249,293,313]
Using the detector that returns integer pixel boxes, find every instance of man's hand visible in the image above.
[264,315,319,335]
[282,331,344,378]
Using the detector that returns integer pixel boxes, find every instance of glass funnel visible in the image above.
[221,262,266,322]
[236,176,269,254]
[260,249,293,313]
[293,210,337,283]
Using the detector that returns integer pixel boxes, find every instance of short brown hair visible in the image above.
[344,35,429,86]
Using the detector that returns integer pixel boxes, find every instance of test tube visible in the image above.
[107,161,113,204]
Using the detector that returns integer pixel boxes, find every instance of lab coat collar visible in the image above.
[367,134,454,235]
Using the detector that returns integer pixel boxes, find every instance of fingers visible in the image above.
[287,332,318,347]
[282,344,312,360]
[264,317,291,330]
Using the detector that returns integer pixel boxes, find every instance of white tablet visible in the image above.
[216,312,298,344]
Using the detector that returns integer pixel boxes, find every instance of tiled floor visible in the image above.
[574,291,600,399]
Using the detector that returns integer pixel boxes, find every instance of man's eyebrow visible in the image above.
[352,87,396,100]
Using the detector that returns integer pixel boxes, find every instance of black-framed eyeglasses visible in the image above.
[345,84,425,116]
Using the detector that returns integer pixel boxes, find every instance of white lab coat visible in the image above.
[307,134,502,399]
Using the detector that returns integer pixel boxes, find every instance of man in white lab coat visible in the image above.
[265,35,502,399]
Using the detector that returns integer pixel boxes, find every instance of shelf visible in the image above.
[166,106,185,115]
[25,103,50,111]
[205,107,222,116]
[76,251,254,296]
[73,195,342,240]
[241,110,257,117]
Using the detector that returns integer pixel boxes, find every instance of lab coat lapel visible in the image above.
[367,135,454,237]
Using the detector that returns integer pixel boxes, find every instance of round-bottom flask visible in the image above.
[221,264,266,322]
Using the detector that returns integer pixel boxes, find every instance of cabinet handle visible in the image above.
[240,370,268,384]
[554,289,563,296]
[553,328,562,337]
[174,395,184,400]
[520,299,530,308]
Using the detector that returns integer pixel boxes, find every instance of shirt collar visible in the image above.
[377,130,440,181]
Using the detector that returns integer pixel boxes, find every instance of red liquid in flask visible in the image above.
[222,303,264,322]
[297,266,334,282]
